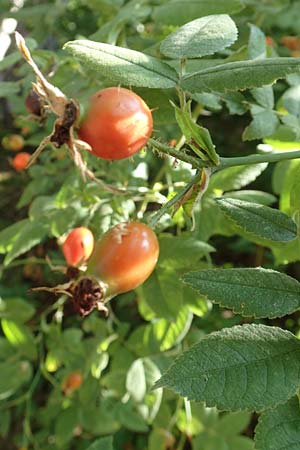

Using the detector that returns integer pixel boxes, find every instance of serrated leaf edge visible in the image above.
[154,324,300,412]
[215,197,297,242]
[181,267,300,319]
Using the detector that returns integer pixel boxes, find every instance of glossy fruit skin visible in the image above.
[12,152,31,171]
[62,227,94,267]
[78,87,153,160]
[62,371,83,394]
[87,222,159,296]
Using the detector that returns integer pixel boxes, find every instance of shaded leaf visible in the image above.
[153,0,243,26]
[224,190,276,206]
[85,437,114,450]
[4,221,49,266]
[127,307,193,356]
[1,320,37,360]
[243,110,279,141]
[0,360,32,400]
[255,397,300,450]
[209,163,268,192]
[159,235,215,270]
[0,220,29,254]
[0,298,35,323]
[247,24,266,60]
[0,82,20,97]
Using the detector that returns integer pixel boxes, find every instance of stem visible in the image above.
[219,150,300,168]
[150,137,300,170]
[149,138,209,169]
[148,171,203,228]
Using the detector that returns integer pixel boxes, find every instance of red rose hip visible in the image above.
[62,227,94,267]
[78,87,153,160]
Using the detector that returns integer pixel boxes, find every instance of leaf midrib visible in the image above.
[219,200,296,235]
[167,347,300,378]
[183,275,300,296]
[183,58,300,82]
[66,42,178,83]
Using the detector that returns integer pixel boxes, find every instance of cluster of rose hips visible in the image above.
[25,85,159,315]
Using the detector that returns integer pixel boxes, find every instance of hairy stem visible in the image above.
[149,138,210,168]
[150,137,300,169]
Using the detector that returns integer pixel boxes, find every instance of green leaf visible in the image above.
[0,52,21,71]
[216,197,297,242]
[174,102,219,164]
[255,397,300,450]
[0,409,11,438]
[127,307,193,355]
[63,40,178,88]
[140,359,163,423]
[182,267,300,318]
[0,298,35,323]
[182,58,300,93]
[153,0,243,26]
[4,221,49,266]
[224,190,276,206]
[85,437,114,450]
[1,320,37,360]
[209,163,268,192]
[193,92,222,111]
[0,82,20,98]
[228,436,254,450]
[216,411,252,437]
[243,110,279,140]
[17,177,52,208]
[139,269,183,319]
[247,24,266,60]
[160,15,238,59]
[193,434,228,450]
[80,403,120,435]
[281,85,300,116]
[116,403,149,432]
[28,195,56,219]
[55,407,79,446]
[222,92,247,115]
[159,235,215,270]
[0,219,30,254]
[126,359,147,402]
[155,324,300,411]
[0,360,32,400]
[251,86,274,109]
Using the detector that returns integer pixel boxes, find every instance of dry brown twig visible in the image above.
[15,32,123,194]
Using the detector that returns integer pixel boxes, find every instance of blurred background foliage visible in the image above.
[1,0,300,449]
